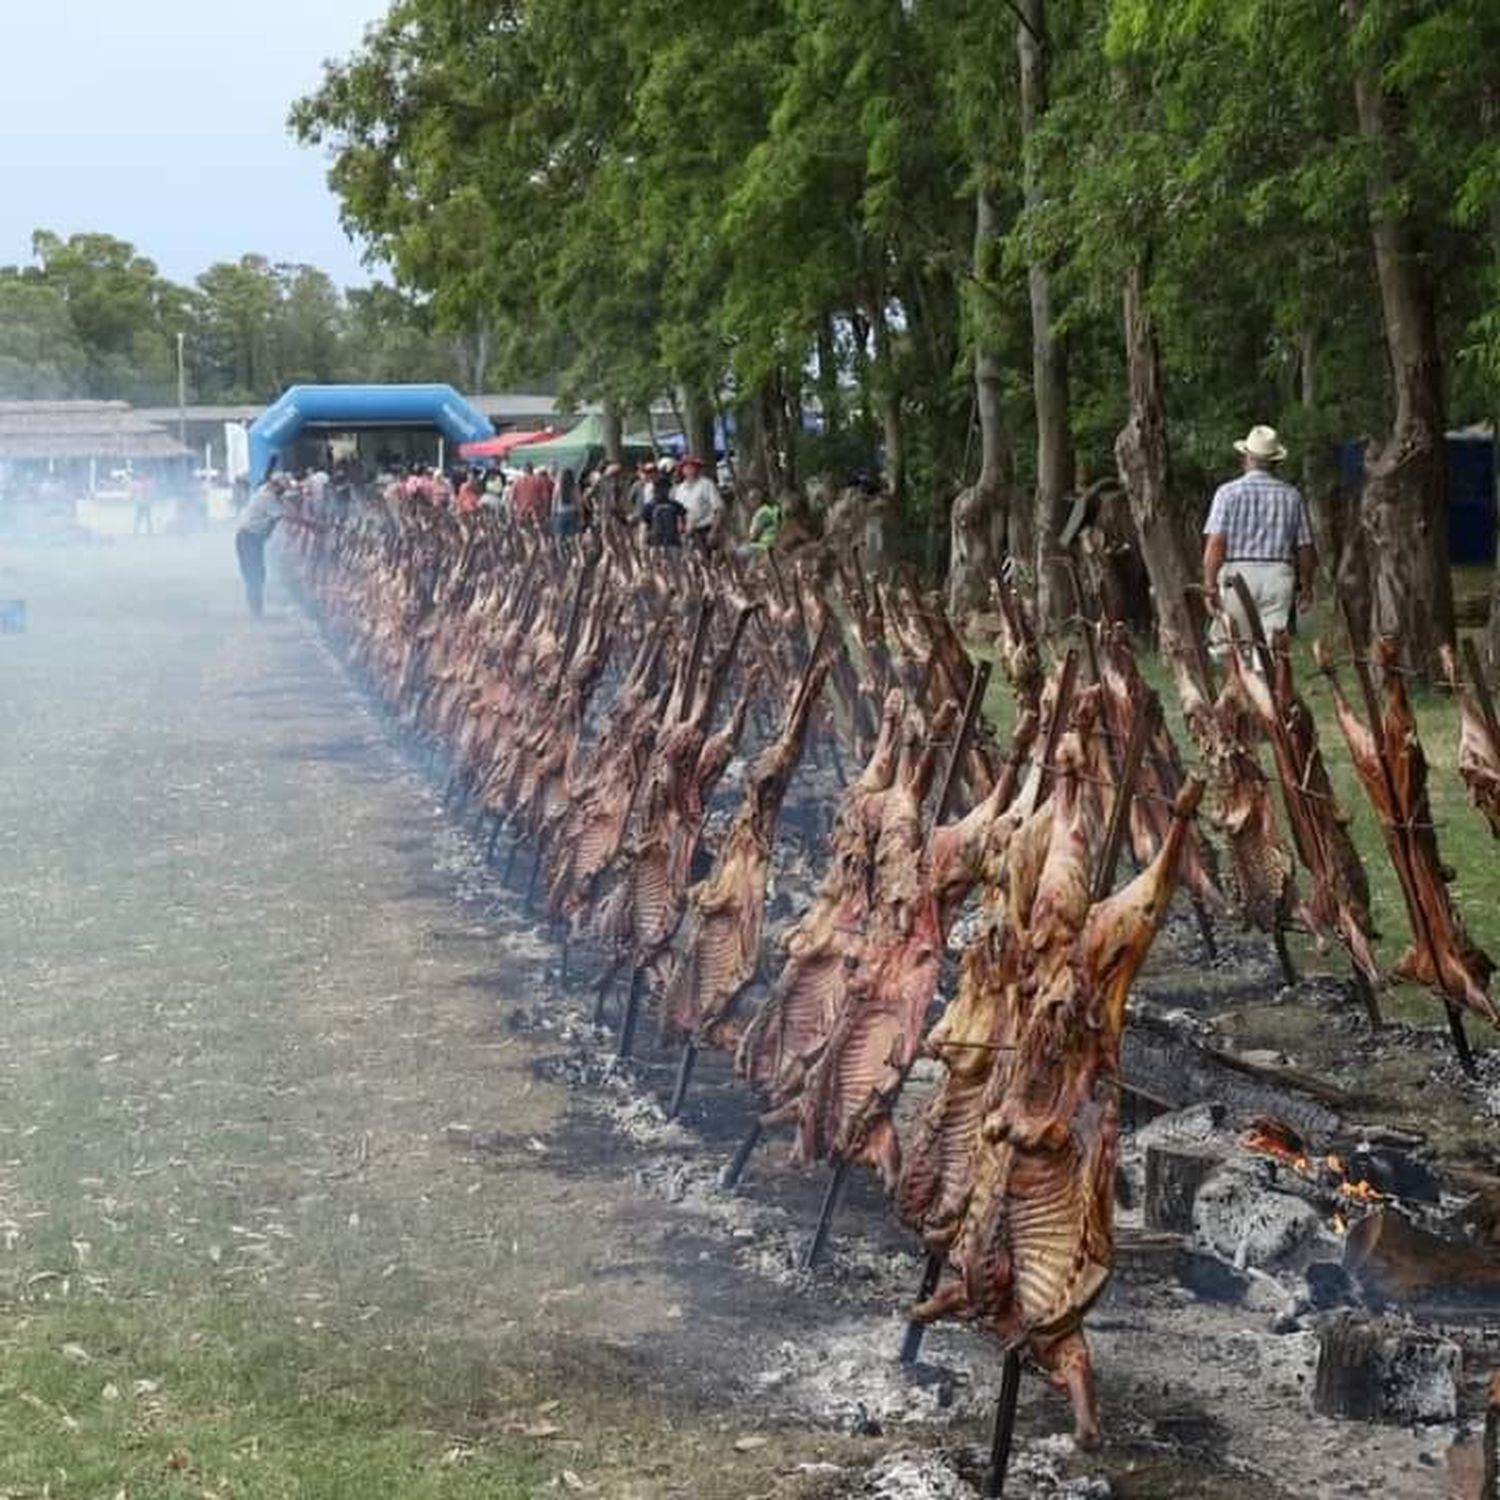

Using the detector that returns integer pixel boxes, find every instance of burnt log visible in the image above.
[1313,1313,1458,1426]
[1344,1208,1500,1310]
[1121,1012,1345,1140]
[1144,1144,1221,1234]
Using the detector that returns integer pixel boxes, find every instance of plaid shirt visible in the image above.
[1203,470,1313,560]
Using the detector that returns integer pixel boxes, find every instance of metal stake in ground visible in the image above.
[1093,696,1154,903]
[800,1157,850,1272]
[616,963,648,1061]
[666,1037,698,1120]
[721,1118,763,1190]
[985,1350,1024,1499]
[898,1252,946,1365]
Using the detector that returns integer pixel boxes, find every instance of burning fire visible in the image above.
[1241,1119,1311,1174]
[1240,1118,1388,1233]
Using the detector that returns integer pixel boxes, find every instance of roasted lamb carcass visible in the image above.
[661,640,834,1050]
[1442,645,1500,839]
[593,679,754,994]
[1097,624,1225,917]
[544,633,677,930]
[1166,644,1299,937]
[1236,631,1381,988]
[895,723,1049,1249]
[769,702,959,1185]
[1316,639,1496,1022]
[991,579,1043,718]
[735,689,908,1097]
[915,779,1204,1449]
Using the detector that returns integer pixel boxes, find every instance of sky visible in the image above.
[1,0,387,289]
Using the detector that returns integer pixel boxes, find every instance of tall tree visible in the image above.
[1343,0,1455,668]
[1017,0,1073,628]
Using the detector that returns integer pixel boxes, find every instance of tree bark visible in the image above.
[1345,0,1455,673]
[601,401,624,464]
[1114,262,1195,646]
[815,315,844,441]
[682,388,716,462]
[1019,0,1073,631]
[1487,83,1500,672]
[1299,326,1337,582]
[949,184,1013,619]
[1489,483,1500,670]
[870,304,905,509]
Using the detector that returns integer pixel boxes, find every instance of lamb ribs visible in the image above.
[660,631,835,1052]
[1317,637,1496,1027]
[1444,643,1500,839]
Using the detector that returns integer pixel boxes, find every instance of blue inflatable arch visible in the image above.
[248,384,495,483]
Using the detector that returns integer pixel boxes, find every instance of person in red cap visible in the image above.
[674,454,723,550]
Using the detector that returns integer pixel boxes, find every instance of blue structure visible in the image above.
[1336,434,1497,566]
[247,384,494,484]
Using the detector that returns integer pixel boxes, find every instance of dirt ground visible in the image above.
[0,535,1472,1498]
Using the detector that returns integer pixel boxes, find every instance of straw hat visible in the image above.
[1234,424,1288,464]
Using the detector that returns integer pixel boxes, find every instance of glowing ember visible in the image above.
[1241,1119,1311,1174]
[1337,1178,1385,1204]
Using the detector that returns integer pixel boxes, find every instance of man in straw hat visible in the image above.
[1202,423,1316,652]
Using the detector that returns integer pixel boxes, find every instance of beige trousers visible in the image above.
[1214,559,1295,651]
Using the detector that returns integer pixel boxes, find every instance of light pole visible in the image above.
[175,331,187,446]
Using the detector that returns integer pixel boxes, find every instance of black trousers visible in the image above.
[235,530,267,617]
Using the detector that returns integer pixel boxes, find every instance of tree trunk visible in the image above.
[871,305,905,509]
[1019,0,1073,631]
[949,184,1012,620]
[815,315,843,440]
[1114,263,1195,646]
[1346,0,1455,673]
[736,394,770,496]
[1489,486,1500,670]
[469,326,491,392]
[682,388,716,462]
[601,401,624,464]
[1488,84,1500,672]
[1299,326,1338,583]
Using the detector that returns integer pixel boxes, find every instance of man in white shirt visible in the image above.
[673,454,723,549]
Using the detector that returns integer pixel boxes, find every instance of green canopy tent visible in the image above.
[508,413,608,473]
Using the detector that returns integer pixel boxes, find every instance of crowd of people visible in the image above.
[387,451,760,553]
[270,449,783,554]
[235,446,791,616]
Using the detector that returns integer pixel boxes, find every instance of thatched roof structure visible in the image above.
[0,401,191,461]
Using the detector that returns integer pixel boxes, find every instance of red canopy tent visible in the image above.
[458,427,559,460]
